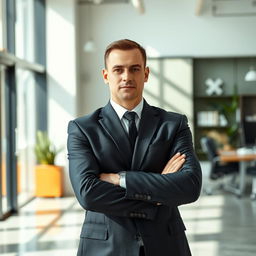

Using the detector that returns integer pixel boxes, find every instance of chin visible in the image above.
[121,95,137,101]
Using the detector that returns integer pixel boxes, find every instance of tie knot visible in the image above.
[124,111,137,122]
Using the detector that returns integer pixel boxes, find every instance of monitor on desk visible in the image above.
[241,121,256,147]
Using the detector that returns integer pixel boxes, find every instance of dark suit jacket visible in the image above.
[67,100,202,256]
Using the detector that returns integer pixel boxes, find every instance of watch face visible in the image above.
[119,171,125,177]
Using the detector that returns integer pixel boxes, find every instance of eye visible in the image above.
[131,66,141,72]
[113,68,122,74]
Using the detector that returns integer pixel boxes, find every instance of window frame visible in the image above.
[0,0,46,220]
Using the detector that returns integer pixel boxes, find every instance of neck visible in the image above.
[116,98,142,110]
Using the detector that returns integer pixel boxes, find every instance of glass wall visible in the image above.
[0,0,7,220]
[0,0,46,219]
[15,0,35,62]
[0,0,2,49]
[14,0,37,207]
[0,67,9,218]
[16,69,36,206]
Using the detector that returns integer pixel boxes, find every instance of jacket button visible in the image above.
[135,194,140,199]
[147,195,151,200]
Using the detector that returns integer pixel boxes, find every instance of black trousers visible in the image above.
[139,246,145,256]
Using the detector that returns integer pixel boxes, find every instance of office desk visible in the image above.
[219,151,256,197]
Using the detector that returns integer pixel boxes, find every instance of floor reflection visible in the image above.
[0,194,255,256]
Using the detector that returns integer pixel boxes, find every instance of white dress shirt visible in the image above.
[110,99,143,132]
[110,99,144,188]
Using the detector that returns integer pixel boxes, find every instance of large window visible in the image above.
[16,69,36,206]
[0,0,4,49]
[0,0,46,220]
[15,0,35,62]
[0,67,9,217]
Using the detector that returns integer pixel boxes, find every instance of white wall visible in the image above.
[146,58,194,132]
[77,0,256,115]
[46,0,78,196]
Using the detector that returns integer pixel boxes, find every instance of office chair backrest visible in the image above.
[200,137,218,161]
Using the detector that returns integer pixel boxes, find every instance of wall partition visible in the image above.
[146,58,194,133]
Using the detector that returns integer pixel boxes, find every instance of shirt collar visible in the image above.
[110,99,144,120]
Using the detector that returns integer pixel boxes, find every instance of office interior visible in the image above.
[0,0,256,255]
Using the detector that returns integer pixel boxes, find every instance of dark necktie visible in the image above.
[123,111,138,149]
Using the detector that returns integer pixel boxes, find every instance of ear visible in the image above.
[102,69,109,84]
[144,67,150,82]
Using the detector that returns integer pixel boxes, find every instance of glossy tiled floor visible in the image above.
[0,197,82,256]
[181,194,256,256]
[0,193,256,256]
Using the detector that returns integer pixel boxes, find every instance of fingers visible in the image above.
[166,152,182,165]
[170,157,185,173]
[168,152,185,168]
[162,153,180,174]
[162,152,186,174]
[162,152,183,173]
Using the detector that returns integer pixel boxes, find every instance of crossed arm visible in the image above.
[100,152,186,185]
[68,117,201,220]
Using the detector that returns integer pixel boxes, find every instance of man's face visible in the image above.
[102,49,149,108]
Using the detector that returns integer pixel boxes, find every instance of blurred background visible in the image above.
[0,0,256,255]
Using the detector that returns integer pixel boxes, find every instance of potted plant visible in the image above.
[34,131,63,197]
[218,93,239,149]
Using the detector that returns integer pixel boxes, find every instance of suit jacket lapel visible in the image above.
[99,102,132,169]
[132,101,160,170]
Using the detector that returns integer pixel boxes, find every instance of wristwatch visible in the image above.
[118,171,126,188]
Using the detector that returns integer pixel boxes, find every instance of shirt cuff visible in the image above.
[119,171,126,188]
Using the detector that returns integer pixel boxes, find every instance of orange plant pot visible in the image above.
[35,165,63,197]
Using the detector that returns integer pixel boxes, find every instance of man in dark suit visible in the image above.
[67,39,202,256]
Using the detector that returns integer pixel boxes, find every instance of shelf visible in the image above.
[193,58,256,160]
[196,126,230,129]
[197,149,205,155]
[194,95,233,99]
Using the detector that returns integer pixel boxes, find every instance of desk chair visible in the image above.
[200,136,239,195]
[247,166,256,200]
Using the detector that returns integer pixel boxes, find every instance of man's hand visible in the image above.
[100,173,120,185]
[161,152,186,175]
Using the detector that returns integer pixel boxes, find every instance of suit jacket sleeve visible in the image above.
[67,120,158,220]
[124,115,202,207]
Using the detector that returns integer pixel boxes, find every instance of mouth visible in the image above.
[120,86,136,89]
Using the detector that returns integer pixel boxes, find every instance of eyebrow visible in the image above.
[112,64,142,69]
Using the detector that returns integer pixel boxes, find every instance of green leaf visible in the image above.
[34,130,62,165]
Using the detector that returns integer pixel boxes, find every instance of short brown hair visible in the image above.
[104,39,147,68]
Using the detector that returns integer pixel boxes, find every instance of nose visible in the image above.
[122,69,131,81]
